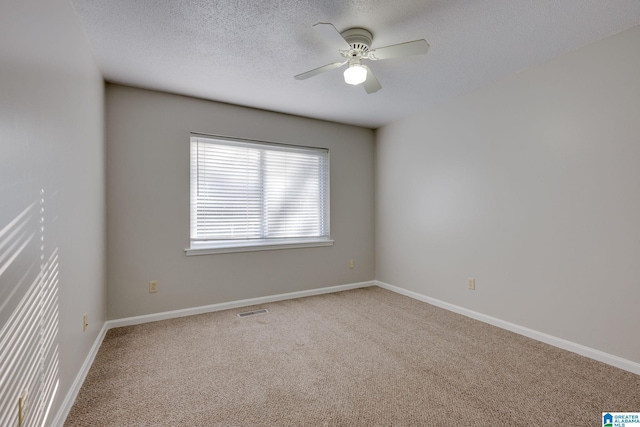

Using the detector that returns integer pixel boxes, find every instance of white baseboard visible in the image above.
[52,322,109,427]
[376,280,640,376]
[107,280,376,329]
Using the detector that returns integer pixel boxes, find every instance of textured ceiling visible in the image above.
[70,0,640,129]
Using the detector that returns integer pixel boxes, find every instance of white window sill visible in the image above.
[185,238,334,256]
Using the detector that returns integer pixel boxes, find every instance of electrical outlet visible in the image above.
[83,313,88,332]
[18,390,27,427]
[349,259,355,269]
[468,278,476,290]
[149,280,158,293]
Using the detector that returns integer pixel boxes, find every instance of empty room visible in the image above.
[1,0,639,425]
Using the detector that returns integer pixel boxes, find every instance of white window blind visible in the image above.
[189,134,330,253]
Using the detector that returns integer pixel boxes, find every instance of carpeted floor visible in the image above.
[65,287,640,426]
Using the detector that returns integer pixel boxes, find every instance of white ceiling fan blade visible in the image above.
[362,65,381,94]
[294,61,347,80]
[368,39,429,60]
[313,22,352,51]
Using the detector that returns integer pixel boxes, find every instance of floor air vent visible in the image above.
[237,308,269,318]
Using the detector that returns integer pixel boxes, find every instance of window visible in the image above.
[186,134,332,255]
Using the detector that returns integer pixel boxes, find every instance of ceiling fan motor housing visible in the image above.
[340,28,373,54]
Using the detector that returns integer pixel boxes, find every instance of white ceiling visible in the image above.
[70,0,640,129]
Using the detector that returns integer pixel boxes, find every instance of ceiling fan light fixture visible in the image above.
[343,64,367,85]
[295,23,428,94]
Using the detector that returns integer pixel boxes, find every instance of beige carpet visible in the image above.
[65,287,639,426]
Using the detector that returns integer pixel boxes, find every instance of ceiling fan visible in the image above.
[295,23,429,94]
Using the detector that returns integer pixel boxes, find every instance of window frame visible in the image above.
[185,133,333,256]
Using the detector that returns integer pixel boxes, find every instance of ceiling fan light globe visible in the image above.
[344,64,367,85]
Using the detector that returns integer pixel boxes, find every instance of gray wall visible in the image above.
[106,85,375,319]
[376,25,640,364]
[0,0,106,424]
